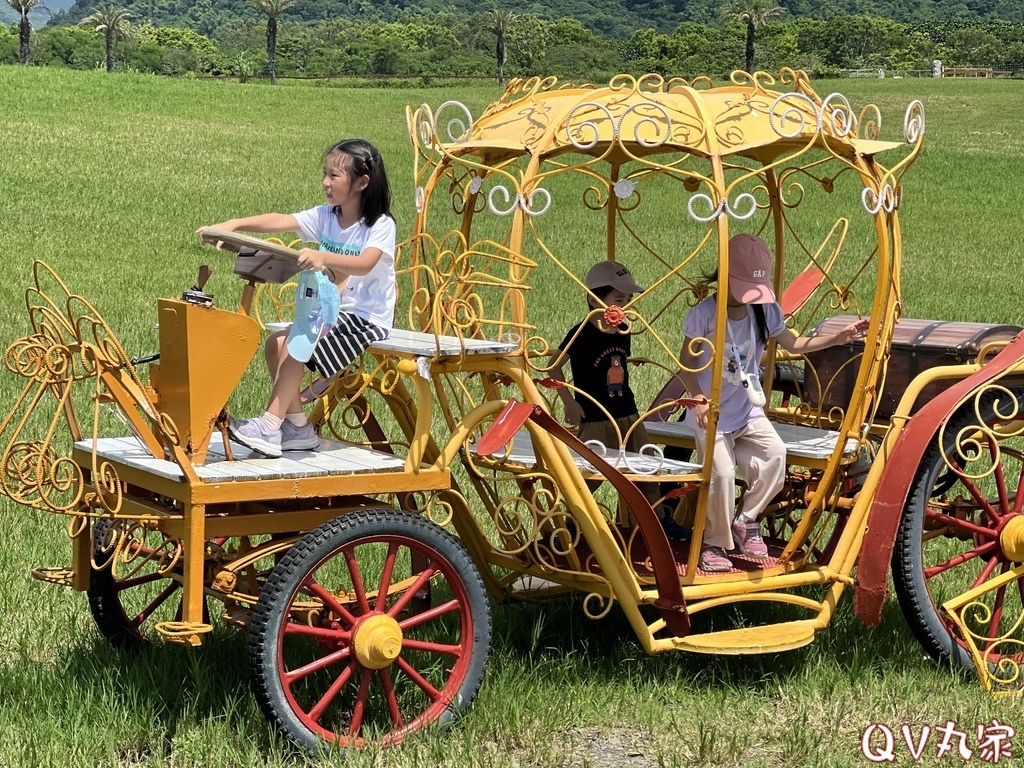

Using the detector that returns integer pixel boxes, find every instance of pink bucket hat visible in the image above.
[728,234,776,304]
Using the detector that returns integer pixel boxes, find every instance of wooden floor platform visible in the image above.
[75,435,408,483]
[645,419,860,463]
[263,324,519,360]
[472,430,702,477]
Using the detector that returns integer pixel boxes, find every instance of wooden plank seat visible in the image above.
[645,419,860,467]
[264,324,519,360]
[471,430,702,480]
[74,434,408,483]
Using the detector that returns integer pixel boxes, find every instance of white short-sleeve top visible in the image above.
[293,205,397,329]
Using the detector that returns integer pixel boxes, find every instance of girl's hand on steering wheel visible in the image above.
[296,248,327,271]
[195,222,238,249]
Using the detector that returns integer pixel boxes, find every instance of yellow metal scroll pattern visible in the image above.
[930,380,1024,697]
[404,231,537,356]
[936,383,1024,483]
[0,262,186,521]
[1,335,83,513]
[92,519,183,580]
[459,451,617,618]
[944,588,1024,697]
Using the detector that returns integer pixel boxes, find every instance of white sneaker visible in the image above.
[281,420,319,451]
[228,416,282,458]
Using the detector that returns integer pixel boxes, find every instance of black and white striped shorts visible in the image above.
[307,311,389,379]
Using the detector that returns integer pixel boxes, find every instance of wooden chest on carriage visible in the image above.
[803,316,1023,419]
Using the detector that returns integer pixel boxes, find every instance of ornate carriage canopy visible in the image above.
[404,69,924,437]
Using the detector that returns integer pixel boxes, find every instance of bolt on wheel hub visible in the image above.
[353,614,403,669]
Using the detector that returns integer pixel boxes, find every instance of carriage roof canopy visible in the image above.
[415,71,909,166]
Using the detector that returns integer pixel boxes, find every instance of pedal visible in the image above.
[182,264,214,306]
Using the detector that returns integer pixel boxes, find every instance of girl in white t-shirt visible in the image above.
[679,234,867,572]
[197,139,397,458]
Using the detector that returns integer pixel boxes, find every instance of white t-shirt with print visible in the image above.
[682,297,787,433]
[293,205,397,329]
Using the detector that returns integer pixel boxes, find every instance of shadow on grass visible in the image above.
[52,628,292,756]
[25,582,969,765]
[486,587,963,693]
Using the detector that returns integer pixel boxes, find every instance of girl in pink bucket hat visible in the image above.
[678,234,868,573]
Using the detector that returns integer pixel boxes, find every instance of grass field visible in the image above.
[2,66,1024,767]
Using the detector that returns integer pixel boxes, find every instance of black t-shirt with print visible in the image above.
[558,320,638,423]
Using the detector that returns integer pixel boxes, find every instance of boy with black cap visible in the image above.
[548,260,688,540]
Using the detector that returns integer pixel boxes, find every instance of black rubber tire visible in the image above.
[87,518,182,650]
[248,508,492,753]
[892,387,1024,670]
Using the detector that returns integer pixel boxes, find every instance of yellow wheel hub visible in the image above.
[353,614,403,669]
[999,516,1024,563]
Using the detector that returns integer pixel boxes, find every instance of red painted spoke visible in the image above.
[348,669,372,738]
[398,599,461,632]
[113,571,166,592]
[925,510,998,540]
[343,546,371,615]
[131,582,179,628]
[308,662,356,724]
[958,474,1004,527]
[971,555,1002,589]
[284,647,351,685]
[283,622,351,642]
[376,543,399,612]
[387,565,437,618]
[402,638,463,657]
[925,541,998,579]
[990,436,1011,516]
[379,667,404,729]
[393,656,442,702]
[303,578,358,627]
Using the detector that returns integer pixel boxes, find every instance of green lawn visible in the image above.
[1,66,1024,767]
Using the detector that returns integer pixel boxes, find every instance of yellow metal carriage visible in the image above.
[5,69,1024,751]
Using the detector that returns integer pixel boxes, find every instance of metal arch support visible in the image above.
[854,331,1024,627]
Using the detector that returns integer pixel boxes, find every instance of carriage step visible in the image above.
[30,566,75,588]
[671,619,816,654]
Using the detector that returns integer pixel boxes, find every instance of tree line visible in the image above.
[3,3,1024,81]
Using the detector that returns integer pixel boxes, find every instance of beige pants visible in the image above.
[693,415,786,550]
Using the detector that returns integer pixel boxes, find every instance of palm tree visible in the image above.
[721,0,783,75]
[248,0,297,86]
[78,6,132,73]
[489,9,515,86]
[6,0,51,65]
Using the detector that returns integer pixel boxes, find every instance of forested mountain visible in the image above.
[47,0,1024,38]
[0,0,74,26]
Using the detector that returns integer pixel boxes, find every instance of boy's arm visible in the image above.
[548,348,585,426]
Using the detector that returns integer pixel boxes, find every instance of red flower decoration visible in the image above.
[664,484,699,499]
[603,305,626,327]
[534,377,566,389]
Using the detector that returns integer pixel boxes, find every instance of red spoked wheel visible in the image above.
[248,508,491,753]
[893,387,1024,670]
[87,518,205,649]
